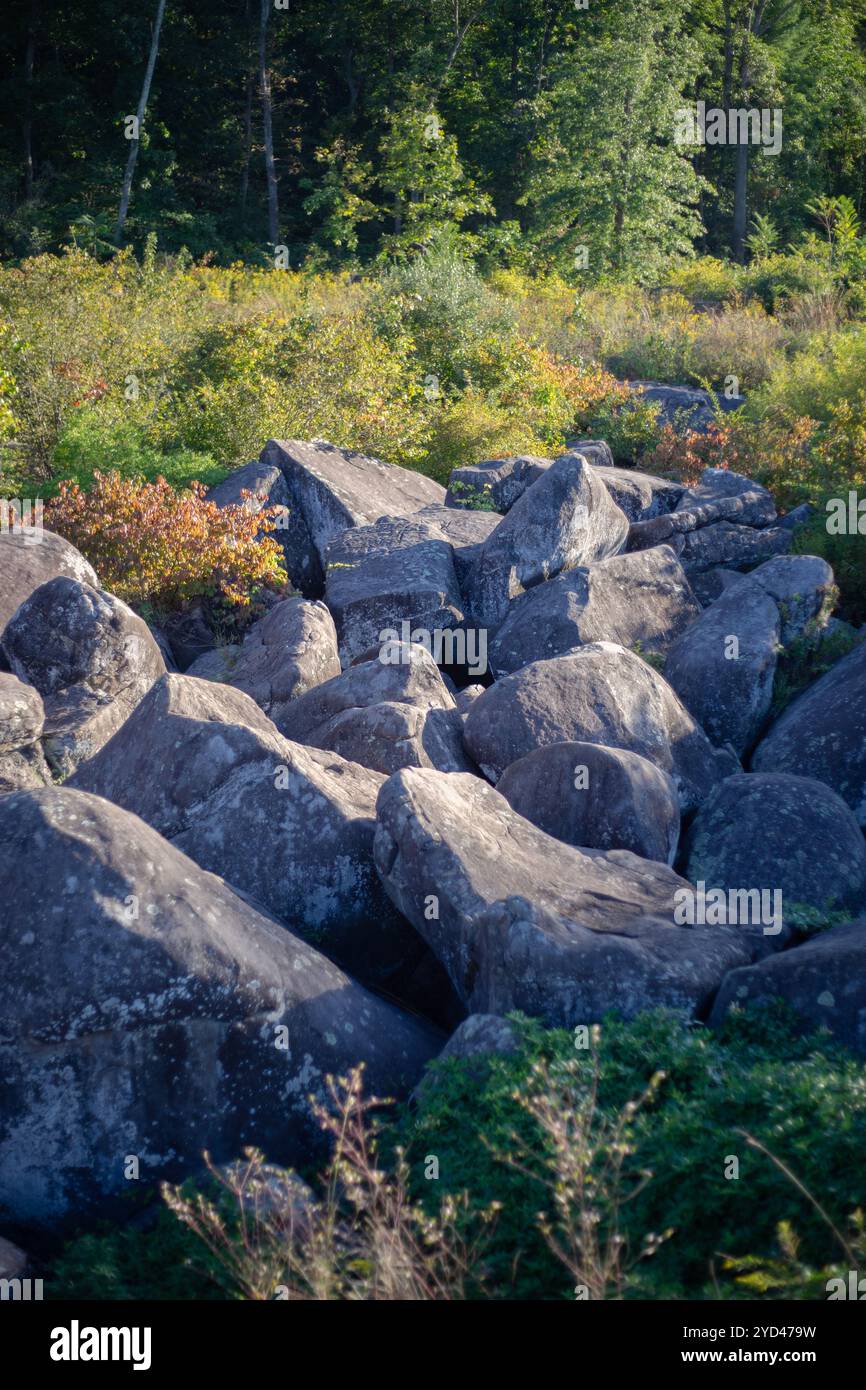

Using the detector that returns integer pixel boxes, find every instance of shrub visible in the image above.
[45,470,287,615]
[392,1008,866,1300]
[663,256,744,305]
[50,412,224,494]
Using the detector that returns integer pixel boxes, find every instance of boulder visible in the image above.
[709,919,866,1057]
[497,741,680,864]
[0,529,97,638]
[0,787,439,1226]
[675,467,776,527]
[3,578,166,775]
[445,455,550,513]
[751,638,866,826]
[209,459,322,597]
[628,381,744,432]
[413,1014,520,1101]
[69,673,429,999]
[374,769,774,1025]
[186,598,341,733]
[278,642,455,744]
[688,568,742,607]
[324,516,465,667]
[463,642,736,810]
[594,465,685,522]
[683,773,866,921]
[261,438,445,568]
[412,502,502,587]
[679,521,792,574]
[465,453,629,627]
[307,700,476,777]
[161,601,220,672]
[488,545,700,678]
[0,672,50,793]
[663,582,781,754]
[727,553,835,645]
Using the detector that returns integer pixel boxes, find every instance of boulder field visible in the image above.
[1,436,863,1227]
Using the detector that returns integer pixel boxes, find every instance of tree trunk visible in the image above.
[23,0,39,201]
[115,0,167,245]
[259,0,279,246]
[733,139,749,261]
[239,0,254,218]
[732,38,751,262]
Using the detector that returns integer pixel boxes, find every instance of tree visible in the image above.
[115,0,167,245]
[258,0,279,247]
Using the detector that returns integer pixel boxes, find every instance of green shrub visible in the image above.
[391,1008,866,1300]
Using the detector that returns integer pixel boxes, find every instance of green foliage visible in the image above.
[48,1200,224,1301]
[391,1008,866,1301]
[770,619,861,717]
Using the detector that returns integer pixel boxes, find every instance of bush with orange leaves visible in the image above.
[46,470,288,615]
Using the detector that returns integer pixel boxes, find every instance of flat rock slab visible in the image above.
[676,467,776,526]
[683,772,866,921]
[0,530,97,638]
[709,918,866,1057]
[463,642,736,810]
[0,787,439,1226]
[324,516,465,666]
[374,768,773,1025]
[262,438,445,566]
[488,545,700,677]
[751,638,866,826]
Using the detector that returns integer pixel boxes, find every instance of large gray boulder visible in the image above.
[445,455,550,513]
[464,453,629,627]
[663,582,781,754]
[683,772,866,921]
[275,641,473,775]
[324,516,465,666]
[3,577,166,775]
[374,769,774,1025]
[727,553,836,645]
[307,700,476,777]
[0,787,439,1227]
[261,438,444,568]
[412,503,502,588]
[0,672,50,792]
[675,467,776,527]
[0,529,97,637]
[187,598,341,733]
[679,521,792,574]
[463,642,736,809]
[497,742,680,864]
[594,465,685,522]
[710,919,866,1057]
[751,638,866,825]
[209,459,322,597]
[629,382,744,432]
[69,673,427,998]
[279,642,455,743]
[488,545,699,677]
